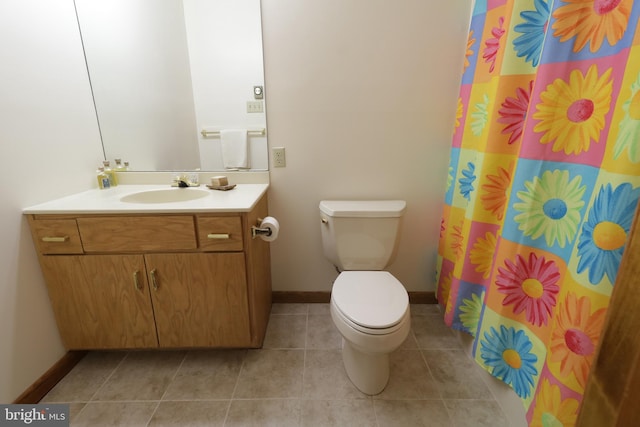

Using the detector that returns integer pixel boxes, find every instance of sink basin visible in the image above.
[120,188,210,204]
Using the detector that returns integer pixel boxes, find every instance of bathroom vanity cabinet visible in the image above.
[26,192,271,350]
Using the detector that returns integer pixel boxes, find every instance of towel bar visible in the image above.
[201,128,266,137]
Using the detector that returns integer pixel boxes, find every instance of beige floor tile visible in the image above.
[410,304,443,316]
[423,349,494,399]
[147,400,229,427]
[307,314,342,349]
[399,329,420,350]
[92,351,185,401]
[226,399,300,426]
[42,352,126,402]
[233,349,304,398]
[300,399,377,427]
[41,303,527,426]
[271,303,308,314]
[444,399,510,427]
[374,399,453,427]
[374,350,440,400]
[72,401,157,427]
[308,303,331,315]
[412,315,461,349]
[262,314,307,348]
[68,402,87,420]
[162,350,245,400]
[303,350,367,399]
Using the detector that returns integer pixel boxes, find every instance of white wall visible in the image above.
[262,0,473,292]
[0,0,104,402]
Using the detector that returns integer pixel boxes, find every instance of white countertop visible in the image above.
[23,184,269,214]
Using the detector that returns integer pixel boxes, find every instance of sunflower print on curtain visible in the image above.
[436,0,640,425]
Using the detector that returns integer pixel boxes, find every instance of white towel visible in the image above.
[220,129,249,169]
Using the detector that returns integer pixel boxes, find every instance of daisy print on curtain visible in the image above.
[436,0,640,425]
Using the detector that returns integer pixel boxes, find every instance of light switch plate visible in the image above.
[247,101,264,113]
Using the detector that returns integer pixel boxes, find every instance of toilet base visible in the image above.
[341,338,390,395]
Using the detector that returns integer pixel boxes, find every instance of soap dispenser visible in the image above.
[97,166,111,189]
[102,160,118,187]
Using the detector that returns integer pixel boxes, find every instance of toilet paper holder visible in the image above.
[251,218,272,239]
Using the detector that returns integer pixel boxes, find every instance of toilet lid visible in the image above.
[332,271,409,329]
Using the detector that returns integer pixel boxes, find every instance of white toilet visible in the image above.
[319,200,411,395]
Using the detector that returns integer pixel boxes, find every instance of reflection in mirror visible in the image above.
[75,0,267,171]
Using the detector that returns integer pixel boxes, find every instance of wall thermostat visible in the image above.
[253,85,264,99]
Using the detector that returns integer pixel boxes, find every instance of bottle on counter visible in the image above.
[97,166,111,189]
[114,158,126,172]
[123,161,131,171]
[102,160,118,187]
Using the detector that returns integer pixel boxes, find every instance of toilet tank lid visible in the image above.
[319,200,406,218]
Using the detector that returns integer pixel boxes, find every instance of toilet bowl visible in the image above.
[329,271,410,395]
[319,200,410,395]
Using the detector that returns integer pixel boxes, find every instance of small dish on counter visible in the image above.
[207,184,237,191]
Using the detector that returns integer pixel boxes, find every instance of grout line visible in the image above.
[220,399,233,427]
[371,393,381,427]
[441,399,456,427]
[224,349,248,425]
[157,351,188,402]
[418,349,456,426]
[295,304,309,426]
[144,401,161,427]
[418,348,444,401]
[70,401,87,423]
[87,351,130,402]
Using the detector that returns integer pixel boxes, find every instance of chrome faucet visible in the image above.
[171,173,200,187]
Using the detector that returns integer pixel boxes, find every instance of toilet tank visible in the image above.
[319,200,406,271]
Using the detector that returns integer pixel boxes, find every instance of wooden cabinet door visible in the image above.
[40,255,158,349]
[145,253,251,347]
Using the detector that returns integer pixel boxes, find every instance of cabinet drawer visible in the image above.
[197,216,243,251]
[77,216,197,252]
[30,219,83,254]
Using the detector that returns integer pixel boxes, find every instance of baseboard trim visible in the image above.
[272,291,330,303]
[408,291,438,304]
[272,291,436,304]
[13,351,87,404]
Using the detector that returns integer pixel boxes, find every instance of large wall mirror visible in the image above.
[75,0,267,171]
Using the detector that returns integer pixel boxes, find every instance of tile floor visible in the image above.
[41,303,514,426]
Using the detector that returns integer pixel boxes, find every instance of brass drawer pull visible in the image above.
[133,270,142,291]
[207,233,230,240]
[41,236,70,243]
[150,268,159,291]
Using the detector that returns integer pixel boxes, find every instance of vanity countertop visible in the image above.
[23,184,269,214]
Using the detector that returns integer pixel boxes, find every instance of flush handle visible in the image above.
[321,217,328,224]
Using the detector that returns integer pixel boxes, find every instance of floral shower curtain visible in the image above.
[436,0,640,425]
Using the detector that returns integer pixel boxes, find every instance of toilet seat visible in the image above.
[331,271,409,335]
